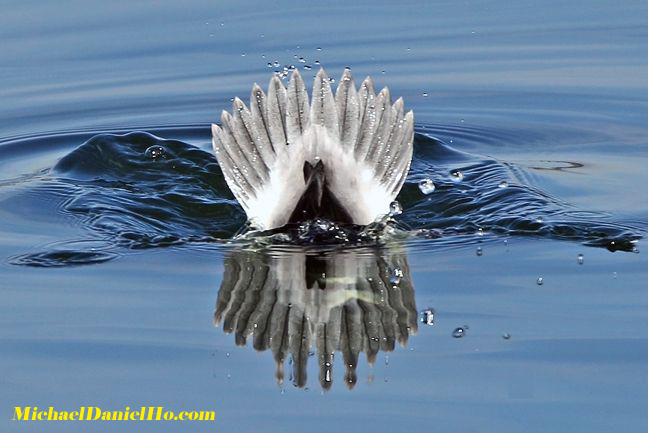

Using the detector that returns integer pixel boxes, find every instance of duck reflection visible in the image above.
[214,246,417,390]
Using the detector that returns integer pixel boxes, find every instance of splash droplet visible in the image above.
[418,179,435,194]
[420,308,435,325]
[577,253,584,265]
[535,216,544,223]
[502,333,511,340]
[452,327,465,338]
[389,201,403,216]
[536,277,544,286]
[389,268,404,286]
[145,145,167,160]
[450,170,464,182]
[476,246,483,256]
[498,180,508,188]
[422,92,429,97]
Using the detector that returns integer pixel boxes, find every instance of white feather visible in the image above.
[212,68,414,230]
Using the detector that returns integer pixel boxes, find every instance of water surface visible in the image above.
[2,1,648,432]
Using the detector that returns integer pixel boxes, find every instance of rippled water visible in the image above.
[3,126,643,267]
[2,1,648,432]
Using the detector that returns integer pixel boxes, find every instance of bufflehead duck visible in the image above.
[211,68,414,230]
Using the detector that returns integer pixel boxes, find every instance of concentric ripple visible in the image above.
[2,124,643,267]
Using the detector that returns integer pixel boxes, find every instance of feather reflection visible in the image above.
[214,246,417,390]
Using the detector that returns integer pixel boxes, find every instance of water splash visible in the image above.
[452,327,466,338]
[4,127,644,267]
[418,179,435,194]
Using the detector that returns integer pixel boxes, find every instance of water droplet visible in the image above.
[385,355,389,366]
[381,70,386,74]
[267,62,272,68]
[241,52,246,57]
[422,92,428,97]
[389,268,404,286]
[298,57,306,63]
[452,327,465,338]
[535,216,544,223]
[418,179,435,194]
[536,277,544,286]
[476,227,484,236]
[476,246,483,256]
[314,60,320,65]
[389,201,403,216]
[502,333,511,340]
[145,145,167,160]
[450,170,464,182]
[498,180,508,188]
[577,253,584,265]
[225,352,230,358]
[420,308,435,325]
[303,65,312,70]
[316,47,322,51]
[273,60,280,67]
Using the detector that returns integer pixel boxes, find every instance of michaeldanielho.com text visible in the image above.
[13,407,215,421]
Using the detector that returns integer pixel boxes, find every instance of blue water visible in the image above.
[2,1,648,432]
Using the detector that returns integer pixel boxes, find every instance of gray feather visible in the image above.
[310,68,339,138]
[249,83,277,164]
[355,85,389,161]
[220,110,263,191]
[286,69,310,145]
[335,69,360,150]
[374,98,405,179]
[266,75,288,150]
[231,97,271,181]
